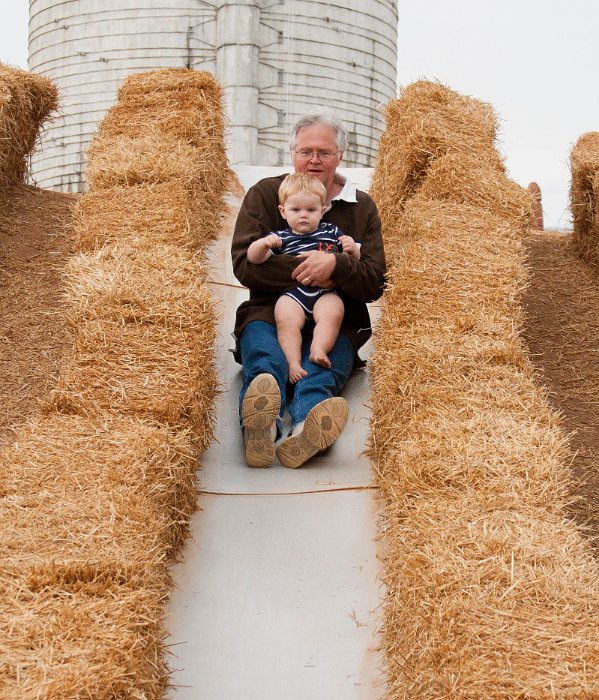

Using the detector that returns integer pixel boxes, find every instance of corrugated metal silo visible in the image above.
[29,0,397,191]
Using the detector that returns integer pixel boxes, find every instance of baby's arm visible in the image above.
[338,234,361,261]
[247,233,283,264]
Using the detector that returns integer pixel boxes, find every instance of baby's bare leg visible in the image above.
[274,296,308,383]
[310,294,345,369]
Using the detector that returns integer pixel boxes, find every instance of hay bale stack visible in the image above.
[59,68,223,448]
[89,68,228,247]
[1,67,227,697]
[369,83,599,696]
[94,68,228,243]
[370,80,501,230]
[0,64,58,189]
[570,132,599,265]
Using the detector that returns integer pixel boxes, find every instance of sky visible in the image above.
[2,2,597,230]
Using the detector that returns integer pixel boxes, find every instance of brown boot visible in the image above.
[276,397,348,469]
[241,373,281,468]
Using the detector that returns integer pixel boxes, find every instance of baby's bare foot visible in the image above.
[289,364,308,383]
[309,347,331,368]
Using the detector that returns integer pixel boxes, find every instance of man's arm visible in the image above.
[330,198,386,302]
[231,178,300,292]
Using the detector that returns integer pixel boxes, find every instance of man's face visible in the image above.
[292,125,342,193]
[278,191,325,234]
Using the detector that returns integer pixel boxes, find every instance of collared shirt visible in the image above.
[324,175,358,213]
[333,176,358,203]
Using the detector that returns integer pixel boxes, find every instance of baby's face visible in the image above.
[278,191,325,234]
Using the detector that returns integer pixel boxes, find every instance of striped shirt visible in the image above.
[270,222,344,257]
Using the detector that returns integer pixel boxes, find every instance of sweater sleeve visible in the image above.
[329,194,386,303]
[231,177,301,293]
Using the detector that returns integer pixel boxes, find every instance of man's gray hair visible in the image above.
[289,113,348,155]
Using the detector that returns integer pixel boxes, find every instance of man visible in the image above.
[231,113,386,469]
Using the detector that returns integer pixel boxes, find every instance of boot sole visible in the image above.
[276,397,348,469]
[242,373,281,468]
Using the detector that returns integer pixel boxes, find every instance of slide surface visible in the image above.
[167,167,385,699]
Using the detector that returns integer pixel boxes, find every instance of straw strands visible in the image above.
[98,68,226,159]
[570,132,599,265]
[62,244,212,329]
[370,82,599,697]
[48,319,215,440]
[1,66,227,697]
[370,80,500,231]
[415,151,533,233]
[73,182,198,252]
[0,63,57,189]
[0,568,169,699]
[85,133,224,249]
[86,134,204,189]
[0,414,198,568]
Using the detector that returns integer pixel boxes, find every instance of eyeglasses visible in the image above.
[293,149,339,161]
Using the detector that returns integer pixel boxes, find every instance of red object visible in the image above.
[527,182,544,230]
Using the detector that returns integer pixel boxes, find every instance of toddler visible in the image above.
[247,173,360,382]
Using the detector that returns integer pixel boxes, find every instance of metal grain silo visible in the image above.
[29,0,397,191]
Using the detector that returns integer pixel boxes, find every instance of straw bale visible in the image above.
[116,68,220,100]
[382,492,599,698]
[0,568,168,699]
[0,184,76,446]
[370,80,499,221]
[1,453,170,578]
[86,133,205,190]
[62,244,213,330]
[98,68,226,152]
[381,199,526,300]
[47,319,216,447]
[72,181,197,252]
[371,367,571,509]
[570,131,599,265]
[414,151,534,232]
[82,148,223,250]
[0,413,199,562]
[0,64,58,188]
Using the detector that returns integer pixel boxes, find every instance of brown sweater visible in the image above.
[231,174,386,359]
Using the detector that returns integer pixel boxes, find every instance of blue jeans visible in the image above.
[238,320,355,435]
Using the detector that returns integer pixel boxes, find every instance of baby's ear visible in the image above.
[278,204,286,219]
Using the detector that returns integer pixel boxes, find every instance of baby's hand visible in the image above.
[263,233,283,249]
[339,235,360,259]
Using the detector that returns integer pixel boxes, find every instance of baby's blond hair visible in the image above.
[278,173,326,206]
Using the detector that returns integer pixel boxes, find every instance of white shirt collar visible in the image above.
[323,174,357,213]
[332,175,358,203]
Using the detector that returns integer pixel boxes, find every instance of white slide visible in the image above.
[167,167,385,700]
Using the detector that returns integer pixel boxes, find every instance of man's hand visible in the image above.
[292,250,336,287]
